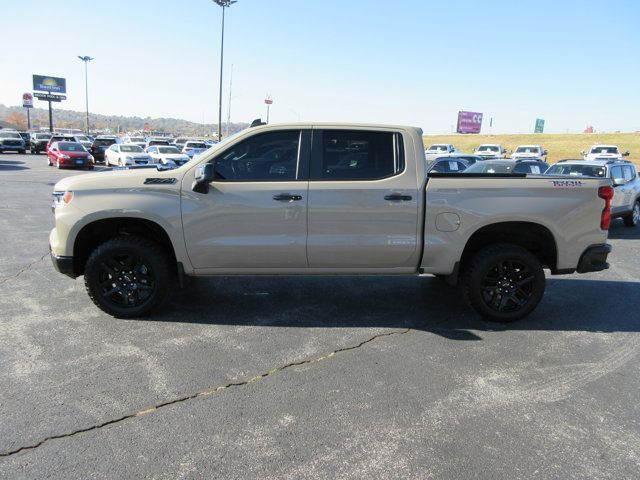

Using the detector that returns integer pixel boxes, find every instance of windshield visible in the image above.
[158,147,181,154]
[545,164,607,177]
[427,145,448,152]
[516,147,539,153]
[464,161,514,173]
[477,146,499,152]
[0,132,22,139]
[186,142,208,149]
[590,146,618,154]
[35,133,52,140]
[130,137,145,142]
[58,142,86,152]
[75,135,89,142]
[121,145,144,153]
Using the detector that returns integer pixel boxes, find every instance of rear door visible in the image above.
[182,129,311,270]
[307,128,420,270]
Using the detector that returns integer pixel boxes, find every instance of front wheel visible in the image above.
[463,244,545,323]
[84,235,171,318]
[623,201,640,227]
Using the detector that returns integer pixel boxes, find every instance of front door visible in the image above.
[307,128,420,270]
[182,129,310,270]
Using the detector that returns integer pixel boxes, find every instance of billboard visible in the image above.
[22,92,33,108]
[456,111,483,134]
[33,75,67,94]
[534,118,545,133]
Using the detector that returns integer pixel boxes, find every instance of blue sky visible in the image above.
[1,0,639,133]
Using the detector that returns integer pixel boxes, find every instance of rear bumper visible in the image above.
[50,250,77,278]
[577,244,612,273]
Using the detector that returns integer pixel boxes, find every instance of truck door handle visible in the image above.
[384,194,413,201]
[273,193,302,202]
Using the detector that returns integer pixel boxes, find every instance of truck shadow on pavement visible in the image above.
[608,222,640,240]
[0,159,29,171]
[156,275,640,340]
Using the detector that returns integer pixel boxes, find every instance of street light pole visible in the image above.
[213,0,236,141]
[78,55,94,135]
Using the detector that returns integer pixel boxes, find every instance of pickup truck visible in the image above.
[582,144,630,161]
[49,123,613,322]
[424,143,460,161]
[474,144,508,159]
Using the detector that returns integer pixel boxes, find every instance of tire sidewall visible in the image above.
[85,238,170,318]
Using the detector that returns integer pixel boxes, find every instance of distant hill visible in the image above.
[0,104,249,136]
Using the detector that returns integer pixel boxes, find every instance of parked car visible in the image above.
[105,144,154,167]
[29,132,52,154]
[172,137,191,151]
[90,137,118,163]
[18,132,31,150]
[0,130,26,153]
[72,135,93,151]
[545,159,639,226]
[122,136,147,149]
[145,138,172,149]
[474,144,508,159]
[424,143,460,160]
[581,145,629,161]
[146,145,191,167]
[182,140,209,159]
[426,157,468,174]
[50,123,612,322]
[463,159,549,174]
[47,134,78,154]
[47,141,94,169]
[511,145,547,160]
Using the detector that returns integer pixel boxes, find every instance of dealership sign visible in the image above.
[22,92,33,108]
[33,75,67,94]
[534,118,545,133]
[456,111,483,134]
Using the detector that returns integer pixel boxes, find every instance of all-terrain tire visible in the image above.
[463,243,545,323]
[623,201,640,227]
[84,235,172,318]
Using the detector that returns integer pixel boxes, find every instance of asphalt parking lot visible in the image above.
[1,153,639,479]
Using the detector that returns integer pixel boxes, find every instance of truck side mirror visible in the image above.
[192,163,215,193]
[580,150,585,156]
[543,150,548,155]
[623,151,630,157]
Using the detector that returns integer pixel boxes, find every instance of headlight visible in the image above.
[61,155,71,160]
[52,190,73,211]
[126,156,133,160]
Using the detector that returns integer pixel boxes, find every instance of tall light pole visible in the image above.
[78,55,94,135]
[213,0,236,141]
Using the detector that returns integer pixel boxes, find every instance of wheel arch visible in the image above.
[459,221,558,276]
[72,217,178,277]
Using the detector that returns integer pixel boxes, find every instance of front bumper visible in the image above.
[50,250,77,278]
[577,244,612,273]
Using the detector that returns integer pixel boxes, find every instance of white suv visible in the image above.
[474,144,507,159]
[582,144,630,161]
[545,159,640,227]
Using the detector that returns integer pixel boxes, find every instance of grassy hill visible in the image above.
[423,133,640,166]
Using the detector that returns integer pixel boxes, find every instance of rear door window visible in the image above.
[312,130,403,181]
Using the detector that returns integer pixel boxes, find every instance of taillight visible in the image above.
[598,185,614,230]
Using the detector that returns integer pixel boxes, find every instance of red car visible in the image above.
[47,142,95,169]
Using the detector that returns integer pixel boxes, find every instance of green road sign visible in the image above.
[534,118,545,133]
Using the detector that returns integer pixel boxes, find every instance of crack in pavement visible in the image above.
[0,253,49,285]
[0,328,411,458]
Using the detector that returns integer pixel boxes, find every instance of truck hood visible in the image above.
[53,167,185,192]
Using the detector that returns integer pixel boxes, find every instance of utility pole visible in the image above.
[226,64,233,136]
[265,95,273,124]
[212,1,237,141]
[78,56,94,135]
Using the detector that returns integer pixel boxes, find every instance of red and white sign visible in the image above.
[456,110,483,134]
[22,92,33,108]
[264,96,273,105]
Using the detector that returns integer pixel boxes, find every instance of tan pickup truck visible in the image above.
[50,123,613,322]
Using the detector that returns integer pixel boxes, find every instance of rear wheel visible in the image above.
[464,244,545,322]
[623,201,640,227]
[84,236,171,318]
[47,155,52,166]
